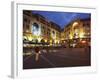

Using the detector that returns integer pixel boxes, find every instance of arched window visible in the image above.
[52,31,55,35]
[32,23,40,35]
[32,23,39,31]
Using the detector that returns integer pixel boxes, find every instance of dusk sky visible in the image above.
[32,10,91,29]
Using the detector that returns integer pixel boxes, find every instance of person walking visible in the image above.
[34,46,40,61]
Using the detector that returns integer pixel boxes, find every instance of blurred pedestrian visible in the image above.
[34,46,40,61]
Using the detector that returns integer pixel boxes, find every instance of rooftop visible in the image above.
[32,10,91,29]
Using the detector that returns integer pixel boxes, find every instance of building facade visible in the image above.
[23,10,91,48]
[62,18,91,47]
[23,10,61,46]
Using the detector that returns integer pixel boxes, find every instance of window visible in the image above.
[52,31,55,34]
[26,24,29,30]
[32,23,40,35]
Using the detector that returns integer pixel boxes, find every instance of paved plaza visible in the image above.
[23,47,90,69]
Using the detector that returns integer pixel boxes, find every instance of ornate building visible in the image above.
[23,10,91,48]
[23,10,61,46]
[62,18,91,47]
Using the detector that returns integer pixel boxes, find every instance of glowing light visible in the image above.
[81,40,86,44]
[69,34,73,39]
[50,40,52,46]
[23,36,27,40]
[28,36,33,41]
[26,30,29,33]
[79,32,84,38]
[38,37,41,42]
[50,40,52,43]
[54,40,57,44]
[45,39,47,43]
[73,22,78,27]
[58,40,60,44]
[61,38,64,40]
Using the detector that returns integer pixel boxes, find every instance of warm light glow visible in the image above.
[45,39,47,43]
[23,36,27,40]
[69,34,73,39]
[26,29,30,33]
[28,36,33,41]
[79,32,84,38]
[32,35,38,39]
[61,38,64,40]
[55,40,57,44]
[38,37,41,42]
[73,22,78,27]
[50,40,52,46]
[81,40,86,44]
[58,40,60,44]
[50,40,52,43]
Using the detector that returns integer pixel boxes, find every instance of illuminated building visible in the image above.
[23,10,91,48]
[62,18,91,47]
[23,10,61,46]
